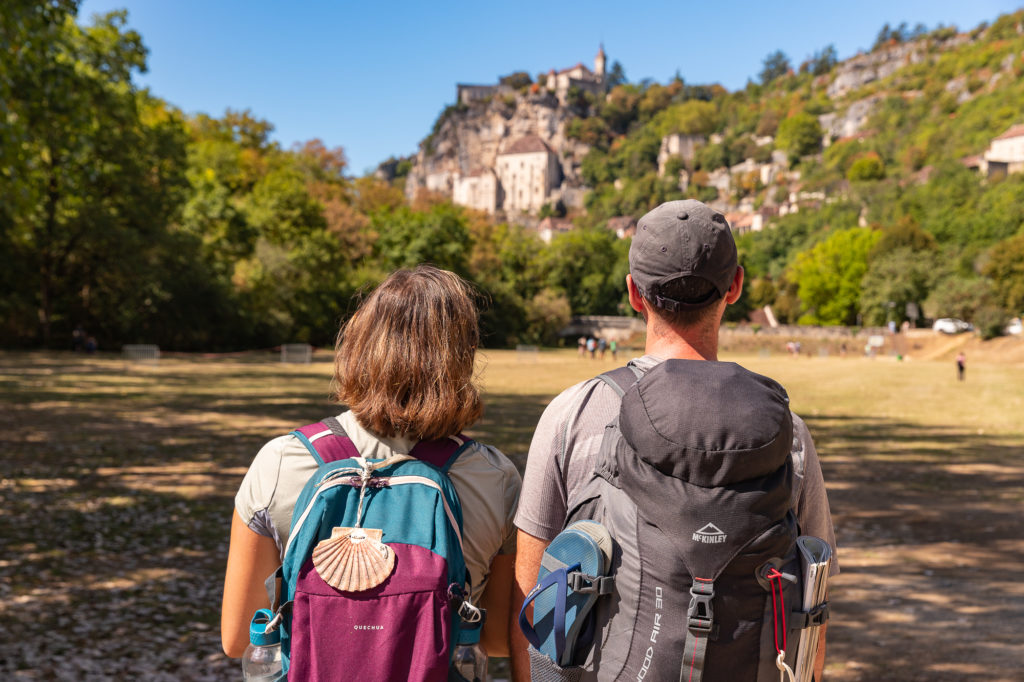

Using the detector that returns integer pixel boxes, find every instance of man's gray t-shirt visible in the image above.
[514,355,838,574]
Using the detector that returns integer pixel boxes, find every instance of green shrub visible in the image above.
[847,153,886,182]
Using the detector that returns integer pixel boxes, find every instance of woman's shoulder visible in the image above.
[454,440,521,481]
[257,431,313,461]
[246,431,319,486]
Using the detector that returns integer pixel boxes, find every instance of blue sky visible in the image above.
[79,0,1019,175]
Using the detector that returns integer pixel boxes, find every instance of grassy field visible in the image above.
[1,347,1023,680]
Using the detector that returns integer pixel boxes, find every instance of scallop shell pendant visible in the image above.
[312,527,395,592]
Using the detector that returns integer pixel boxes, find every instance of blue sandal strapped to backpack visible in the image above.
[518,520,615,668]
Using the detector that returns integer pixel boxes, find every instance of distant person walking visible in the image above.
[956,351,966,381]
[597,337,607,360]
[72,325,85,352]
[586,337,596,358]
[609,339,618,361]
[577,336,587,357]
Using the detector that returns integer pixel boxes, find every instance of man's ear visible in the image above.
[724,266,744,305]
[626,274,646,314]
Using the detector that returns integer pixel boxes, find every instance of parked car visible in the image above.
[932,318,972,334]
[1006,317,1023,336]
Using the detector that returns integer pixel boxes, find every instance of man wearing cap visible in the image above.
[510,199,837,681]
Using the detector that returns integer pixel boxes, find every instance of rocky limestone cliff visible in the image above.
[822,32,973,138]
[405,91,590,206]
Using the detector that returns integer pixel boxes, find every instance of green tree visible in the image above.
[523,289,572,346]
[873,22,912,50]
[245,163,326,245]
[654,100,717,137]
[2,9,193,346]
[541,229,629,314]
[982,232,1024,315]
[759,50,791,84]
[847,153,886,182]
[859,247,938,325]
[738,201,860,280]
[464,219,548,346]
[605,60,627,89]
[776,112,823,162]
[803,45,838,76]
[790,227,880,325]
[600,84,644,135]
[499,71,532,89]
[871,215,936,256]
[924,276,996,322]
[567,116,612,148]
[371,203,472,276]
[0,0,78,216]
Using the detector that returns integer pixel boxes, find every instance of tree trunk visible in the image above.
[38,157,59,347]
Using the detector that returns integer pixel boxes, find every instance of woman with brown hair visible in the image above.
[221,266,521,676]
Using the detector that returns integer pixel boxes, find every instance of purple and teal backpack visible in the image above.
[267,417,483,681]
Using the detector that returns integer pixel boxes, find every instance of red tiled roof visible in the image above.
[500,135,554,155]
[558,63,593,75]
[606,216,635,230]
[731,214,755,228]
[994,124,1024,141]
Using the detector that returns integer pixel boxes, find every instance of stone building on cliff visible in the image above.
[413,47,608,217]
[983,123,1024,178]
[451,136,563,215]
[452,169,500,214]
[543,45,607,104]
[496,136,563,213]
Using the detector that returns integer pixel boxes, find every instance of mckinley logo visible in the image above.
[693,523,727,544]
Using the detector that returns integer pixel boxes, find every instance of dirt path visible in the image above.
[813,415,1024,681]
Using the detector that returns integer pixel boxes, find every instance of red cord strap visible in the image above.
[766,568,787,655]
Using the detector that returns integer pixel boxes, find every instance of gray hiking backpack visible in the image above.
[562,359,826,681]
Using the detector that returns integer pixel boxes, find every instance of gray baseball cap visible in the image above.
[629,199,738,311]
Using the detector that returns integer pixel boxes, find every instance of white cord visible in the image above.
[776,651,796,682]
[458,600,483,624]
[352,454,414,528]
[265,611,283,632]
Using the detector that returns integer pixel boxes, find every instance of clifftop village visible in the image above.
[394,40,1024,244]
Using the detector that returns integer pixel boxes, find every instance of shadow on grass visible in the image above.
[470,392,555,471]
[802,414,1024,682]
[2,353,1023,680]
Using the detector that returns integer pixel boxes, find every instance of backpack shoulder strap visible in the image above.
[290,416,360,465]
[559,364,644,472]
[596,364,644,398]
[410,434,476,472]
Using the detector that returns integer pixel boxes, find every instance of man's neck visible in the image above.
[644,322,719,361]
